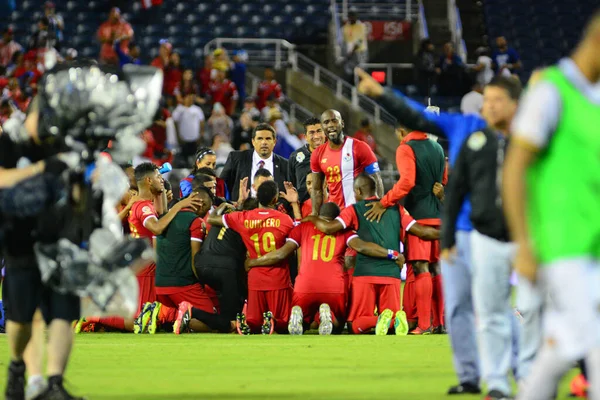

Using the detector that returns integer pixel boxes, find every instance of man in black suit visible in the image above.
[220,122,289,203]
[288,117,326,203]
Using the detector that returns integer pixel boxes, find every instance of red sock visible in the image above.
[431,275,444,327]
[158,305,178,324]
[414,272,433,330]
[351,316,378,334]
[97,317,126,331]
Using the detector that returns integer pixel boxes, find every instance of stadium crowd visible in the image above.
[1,3,600,400]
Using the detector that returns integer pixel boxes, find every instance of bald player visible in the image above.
[310,109,383,215]
[504,12,600,399]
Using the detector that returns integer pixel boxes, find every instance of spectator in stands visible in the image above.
[269,108,302,160]
[460,83,483,115]
[4,76,29,111]
[174,69,202,105]
[14,50,41,94]
[164,52,183,96]
[492,36,521,76]
[232,112,257,151]
[44,1,63,51]
[256,68,283,110]
[212,134,234,176]
[261,94,289,124]
[114,38,140,67]
[151,39,172,70]
[28,17,52,51]
[172,92,206,164]
[207,102,234,142]
[242,96,260,119]
[341,11,368,81]
[353,118,379,156]
[149,106,171,157]
[207,69,238,116]
[97,7,134,65]
[472,46,493,86]
[212,48,229,72]
[0,27,22,68]
[230,50,247,107]
[437,42,466,96]
[1,98,25,133]
[415,39,438,96]
[197,55,212,94]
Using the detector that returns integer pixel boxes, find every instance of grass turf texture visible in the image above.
[0,333,577,399]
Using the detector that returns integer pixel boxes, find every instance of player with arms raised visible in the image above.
[207,180,294,335]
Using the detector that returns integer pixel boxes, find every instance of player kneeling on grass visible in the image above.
[140,186,234,334]
[305,174,440,335]
[208,180,295,335]
[246,202,403,335]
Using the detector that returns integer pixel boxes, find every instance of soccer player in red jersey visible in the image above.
[207,180,294,335]
[305,175,440,335]
[247,202,400,335]
[128,163,202,315]
[310,109,383,215]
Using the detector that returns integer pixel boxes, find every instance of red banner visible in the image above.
[365,21,412,41]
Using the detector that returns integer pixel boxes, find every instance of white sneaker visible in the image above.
[288,306,303,335]
[25,376,47,400]
[318,303,333,335]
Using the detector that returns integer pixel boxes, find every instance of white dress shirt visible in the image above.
[250,151,274,196]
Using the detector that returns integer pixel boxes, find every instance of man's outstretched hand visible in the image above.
[355,68,384,98]
[364,201,387,223]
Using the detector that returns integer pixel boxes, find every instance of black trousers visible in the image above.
[196,263,244,321]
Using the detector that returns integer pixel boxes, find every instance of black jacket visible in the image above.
[442,128,510,248]
[219,149,289,202]
[288,144,312,203]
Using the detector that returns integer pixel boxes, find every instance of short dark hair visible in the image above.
[196,167,216,178]
[134,162,158,182]
[320,202,341,219]
[252,123,276,140]
[121,163,133,170]
[487,76,522,101]
[253,168,273,181]
[360,118,370,128]
[241,197,259,211]
[303,117,321,132]
[192,186,213,203]
[191,174,215,191]
[256,180,278,207]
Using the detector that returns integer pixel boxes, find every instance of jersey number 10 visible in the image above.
[311,234,336,262]
[250,232,277,257]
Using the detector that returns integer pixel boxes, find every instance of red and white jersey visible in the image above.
[310,137,379,210]
[256,80,283,110]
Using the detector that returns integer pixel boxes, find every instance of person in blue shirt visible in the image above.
[114,38,141,68]
[492,36,522,76]
[355,68,522,396]
[230,50,247,109]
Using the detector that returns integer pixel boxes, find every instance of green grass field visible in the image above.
[0,333,578,399]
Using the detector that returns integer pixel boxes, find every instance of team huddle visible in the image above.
[74,109,447,337]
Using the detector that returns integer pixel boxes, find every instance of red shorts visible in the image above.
[403,280,417,321]
[155,283,215,314]
[292,292,345,324]
[347,276,401,322]
[246,288,292,330]
[406,231,440,263]
[136,264,156,314]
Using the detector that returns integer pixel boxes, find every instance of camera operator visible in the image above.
[2,98,83,400]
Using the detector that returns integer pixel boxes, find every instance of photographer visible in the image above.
[2,98,82,400]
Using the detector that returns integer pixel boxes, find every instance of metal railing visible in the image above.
[330,0,344,62]
[336,0,418,21]
[204,38,398,126]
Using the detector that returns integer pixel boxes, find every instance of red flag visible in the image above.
[141,0,163,9]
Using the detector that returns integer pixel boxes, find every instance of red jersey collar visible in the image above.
[401,131,428,144]
[364,196,379,201]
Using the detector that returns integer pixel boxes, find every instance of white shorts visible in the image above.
[539,258,600,361]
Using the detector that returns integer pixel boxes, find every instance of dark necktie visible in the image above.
[257,160,265,169]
